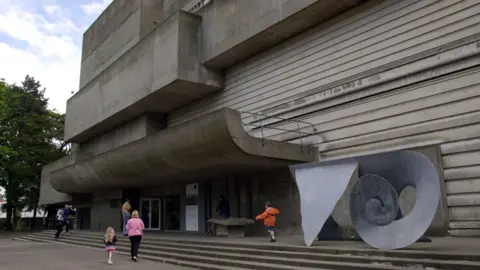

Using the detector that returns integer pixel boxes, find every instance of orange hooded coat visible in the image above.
[256,207,280,227]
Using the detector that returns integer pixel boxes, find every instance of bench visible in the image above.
[206,218,255,237]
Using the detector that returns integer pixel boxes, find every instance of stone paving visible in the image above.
[0,239,195,270]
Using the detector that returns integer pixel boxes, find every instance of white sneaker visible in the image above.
[108,261,112,265]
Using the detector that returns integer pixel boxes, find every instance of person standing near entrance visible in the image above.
[122,199,132,236]
[126,210,144,262]
[216,195,230,219]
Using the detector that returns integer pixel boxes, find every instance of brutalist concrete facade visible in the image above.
[41,0,475,236]
[40,0,361,233]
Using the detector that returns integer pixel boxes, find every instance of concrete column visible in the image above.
[91,189,122,232]
[228,176,239,217]
[250,178,263,234]
[239,179,251,218]
[197,182,206,233]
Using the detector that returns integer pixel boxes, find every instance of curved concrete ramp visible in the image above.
[47,108,317,193]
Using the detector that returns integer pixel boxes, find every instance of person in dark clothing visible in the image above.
[54,209,64,240]
[63,205,71,235]
[216,195,230,219]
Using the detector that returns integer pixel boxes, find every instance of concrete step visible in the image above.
[34,230,480,262]
[23,232,480,270]
[16,234,333,270]
[15,231,480,270]
[16,235,246,270]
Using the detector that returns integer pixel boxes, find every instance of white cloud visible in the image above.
[0,0,113,113]
[81,0,112,16]
[0,6,81,113]
[0,42,79,113]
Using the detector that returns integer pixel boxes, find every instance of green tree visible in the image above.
[0,76,68,230]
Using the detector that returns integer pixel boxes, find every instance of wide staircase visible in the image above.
[14,230,480,270]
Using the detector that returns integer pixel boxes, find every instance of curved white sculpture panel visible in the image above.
[290,150,441,250]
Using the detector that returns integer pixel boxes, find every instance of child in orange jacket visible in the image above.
[255,201,280,242]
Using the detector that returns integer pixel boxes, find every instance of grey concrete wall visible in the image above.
[38,155,77,205]
[90,190,122,232]
[66,10,222,143]
[80,0,142,89]
[77,112,167,157]
[80,0,191,89]
[199,0,365,68]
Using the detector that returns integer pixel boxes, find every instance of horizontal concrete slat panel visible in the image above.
[312,110,480,152]
[244,53,480,131]
[221,2,479,112]
[441,138,480,155]
[444,166,480,181]
[447,194,480,207]
[449,205,480,221]
[449,221,480,229]
[224,0,461,94]
[202,0,474,115]
[225,0,411,82]
[181,23,480,127]
[314,97,480,146]
[445,178,480,194]
[311,122,480,159]
[169,0,480,126]
[448,229,480,237]
[255,74,480,141]
[443,151,480,169]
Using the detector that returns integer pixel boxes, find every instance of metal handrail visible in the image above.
[240,111,317,149]
[241,111,316,131]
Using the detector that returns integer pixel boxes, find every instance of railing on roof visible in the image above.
[240,111,317,151]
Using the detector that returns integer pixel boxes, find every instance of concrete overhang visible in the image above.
[65,10,223,143]
[201,0,367,68]
[44,108,317,194]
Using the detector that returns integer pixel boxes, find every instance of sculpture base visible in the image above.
[207,218,254,238]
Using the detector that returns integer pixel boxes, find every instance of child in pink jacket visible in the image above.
[125,210,145,262]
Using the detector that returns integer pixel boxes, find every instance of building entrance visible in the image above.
[139,198,161,230]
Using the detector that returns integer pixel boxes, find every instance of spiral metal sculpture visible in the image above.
[290,150,441,250]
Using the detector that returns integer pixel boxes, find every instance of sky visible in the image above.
[0,0,113,113]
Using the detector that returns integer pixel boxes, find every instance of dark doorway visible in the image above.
[76,207,91,230]
[164,196,181,231]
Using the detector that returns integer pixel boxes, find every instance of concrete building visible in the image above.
[39,0,480,237]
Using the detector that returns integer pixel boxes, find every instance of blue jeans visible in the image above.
[123,212,131,235]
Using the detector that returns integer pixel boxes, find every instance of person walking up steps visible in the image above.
[256,201,280,242]
[122,199,132,236]
[54,209,64,240]
[126,210,144,262]
[103,227,118,265]
[63,205,71,236]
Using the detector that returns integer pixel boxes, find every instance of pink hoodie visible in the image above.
[126,217,144,237]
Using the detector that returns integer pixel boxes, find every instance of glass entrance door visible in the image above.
[139,199,161,230]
